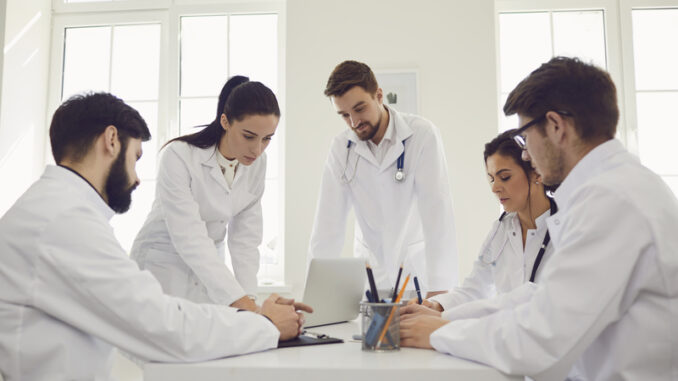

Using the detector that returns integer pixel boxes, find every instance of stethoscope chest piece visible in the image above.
[395,169,405,182]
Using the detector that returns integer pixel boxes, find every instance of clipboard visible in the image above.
[277,334,343,348]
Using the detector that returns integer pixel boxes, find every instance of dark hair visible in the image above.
[324,60,378,97]
[484,129,534,180]
[503,56,619,142]
[167,75,280,149]
[49,92,150,163]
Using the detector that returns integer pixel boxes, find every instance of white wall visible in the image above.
[0,0,51,215]
[285,0,500,297]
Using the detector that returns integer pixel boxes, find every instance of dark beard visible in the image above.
[105,144,137,214]
[355,113,383,142]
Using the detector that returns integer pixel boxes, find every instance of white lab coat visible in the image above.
[0,166,279,381]
[309,105,458,291]
[430,210,554,312]
[429,140,678,380]
[131,141,265,305]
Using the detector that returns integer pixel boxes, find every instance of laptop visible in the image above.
[302,258,365,328]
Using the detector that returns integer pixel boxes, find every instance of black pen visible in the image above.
[414,276,422,304]
[391,263,403,302]
[365,262,380,302]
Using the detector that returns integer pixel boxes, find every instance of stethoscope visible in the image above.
[480,196,558,283]
[340,139,406,184]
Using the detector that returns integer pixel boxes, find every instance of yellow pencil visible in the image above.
[376,274,410,347]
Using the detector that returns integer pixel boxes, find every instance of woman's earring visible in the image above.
[535,181,540,185]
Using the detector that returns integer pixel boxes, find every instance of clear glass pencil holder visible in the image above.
[360,302,401,351]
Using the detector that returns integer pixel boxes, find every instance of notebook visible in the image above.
[301,258,365,328]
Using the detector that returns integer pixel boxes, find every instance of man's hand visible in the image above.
[406,298,444,312]
[275,296,314,314]
[400,303,443,318]
[230,295,259,312]
[260,293,305,341]
[400,314,450,349]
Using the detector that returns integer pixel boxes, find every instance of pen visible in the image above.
[414,276,422,304]
[365,262,380,303]
[391,263,403,302]
[376,274,410,347]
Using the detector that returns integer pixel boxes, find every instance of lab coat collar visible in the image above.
[379,104,414,172]
[46,165,115,221]
[343,104,414,170]
[553,139,626,213]
[198,145,243,192]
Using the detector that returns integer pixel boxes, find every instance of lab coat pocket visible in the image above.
[142,249,191,299]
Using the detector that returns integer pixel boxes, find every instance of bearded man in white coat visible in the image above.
[399,57,678,380]
[0,93,310,381]
[309,60,459,298]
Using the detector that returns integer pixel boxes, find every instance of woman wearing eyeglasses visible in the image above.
[130,76,280,312]
[406,129,556,314]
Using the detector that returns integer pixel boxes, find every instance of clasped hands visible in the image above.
[231,293,313,341]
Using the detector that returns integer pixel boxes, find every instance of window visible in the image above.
[497,9,607,132]
[630,8,678,196]
[49,2,285,285]
[60,23,161,252]
[497,0,678,198]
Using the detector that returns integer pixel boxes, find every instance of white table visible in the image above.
[144,321,521,381]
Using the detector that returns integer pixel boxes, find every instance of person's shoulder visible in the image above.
[164,140,197,156]
[398,111,438,139]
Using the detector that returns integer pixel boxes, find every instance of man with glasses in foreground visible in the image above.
[399,57,678,380]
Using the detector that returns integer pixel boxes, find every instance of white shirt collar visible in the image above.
[47,165,115,221]
[553,139,625,212]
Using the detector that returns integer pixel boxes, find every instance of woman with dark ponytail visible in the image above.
[404,129,558,316]
[131,76,281,312]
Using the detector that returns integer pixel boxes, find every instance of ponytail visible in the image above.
[164,75,279,149]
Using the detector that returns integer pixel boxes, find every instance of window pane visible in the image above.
[180,16,228,97]
[498,93,518,133]
[636,92,678,175]
[499,12,552,93]
[632,9,678,90]
[553,10,606,69]
[111,24,161,101]
[110,180,156,254]
[180,98,216,136]
[229,14,278,92]
[127,101,158,181]
[62,26,111,99]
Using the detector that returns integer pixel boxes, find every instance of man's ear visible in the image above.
[375,88,383,104]
[545,111,568,145]
[102,125,120,157]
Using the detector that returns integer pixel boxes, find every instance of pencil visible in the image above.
[365,262,380,303]
[391,263,403,302]
[376,274,410,347]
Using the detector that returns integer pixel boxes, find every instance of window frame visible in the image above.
[495,0,629,147]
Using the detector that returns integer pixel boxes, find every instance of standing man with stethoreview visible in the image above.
[309,60,458,298]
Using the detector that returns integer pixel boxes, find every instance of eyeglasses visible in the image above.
[512,110,573,149]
